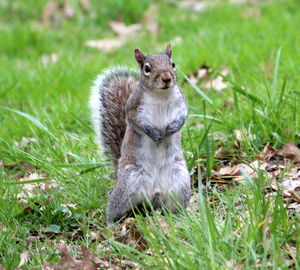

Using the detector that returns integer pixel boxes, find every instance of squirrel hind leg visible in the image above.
[106,164,152,223]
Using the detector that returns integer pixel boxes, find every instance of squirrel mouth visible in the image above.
[162,83,171,89]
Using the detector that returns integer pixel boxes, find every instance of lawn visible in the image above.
[0,0,299,269]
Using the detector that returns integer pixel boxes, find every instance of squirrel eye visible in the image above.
[172,62,175,68]
[144,64,151,75]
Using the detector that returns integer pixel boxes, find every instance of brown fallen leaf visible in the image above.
[202,141,300,214]
[218,160,261,179]
[187,192,200,212]
[260,52,274,80]
[282,171,300,201]
[0,222,8,232]
[42,1,58,24]
[86,21,141,53]
[18,251,29,268]
[234,129,256,141]
[114,218,148,252]
[287,202,300,212]
[171,36,182,46]
[13,137,38,148]
[188,65,229,91]
[41,53,59,66]
[142,4,159,38]
[203,68,229,91]
[80,0,90,12]
[188,65,211,84]
[179,0,209,13]
[258,144,277,162]
[280,142,300,162]
[42,243,136,270]
[241,7,261,20]
[17,173,58,199]
[151,217,170,235]
[85,39,124,52]
[285,243,297,263]
[109,21,141,40]
[42,244,96,270]
[63,0,75,19]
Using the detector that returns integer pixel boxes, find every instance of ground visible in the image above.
[0,0,299,269]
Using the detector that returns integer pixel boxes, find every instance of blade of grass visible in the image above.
[177,67,213,105]
[272,47,282,97]
[1,178,53,185]
[79,164,104,175]
[0,105,57,140]
[189,114,223,124]
[231,85,264,105]
[54,163,105,168]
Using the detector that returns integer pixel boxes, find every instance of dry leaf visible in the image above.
[152,217,170,234]
[86,21,141,53]
[285,243,297,261]
[114,218,148,252]
[42,244,96,270]
[109,21,141,40]
[205,76,228,91]
[171,36,182,46]
[258,144,277,162]
[179,0,208,13]
[188,66,229,91]
[188,65,211,84]
[18,251,29,268]
[17,173,58,199]
[142,4,159,38]
[42,1,58,24]
[282,180,300,195]
[280,142,300,162]
[80,0,90,12]
[234,129,256,141]
[42,243,136,270]
[241,7,261,20]
[63,0,75,19]
[218,160,260,178]
[203,68,229,91]
[41,54,59,66]
[85,39,124,52]
[187,192,200,212]
[13,137,37,148]
[287,202,300,212]
[230,0,261,4]
[223,97,234,109]
[0,222,8,232]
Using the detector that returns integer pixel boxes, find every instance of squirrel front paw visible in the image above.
[166,115,186,136]
[166,123,177,136]
[145,125,162,143]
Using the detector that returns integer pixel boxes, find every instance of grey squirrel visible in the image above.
[90,44,191,224]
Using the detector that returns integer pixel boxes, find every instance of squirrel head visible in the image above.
[134,44,177,91]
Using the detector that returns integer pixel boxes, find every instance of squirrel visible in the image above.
[89,44,191,224]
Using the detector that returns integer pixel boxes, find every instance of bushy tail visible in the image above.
[90,66,139,166]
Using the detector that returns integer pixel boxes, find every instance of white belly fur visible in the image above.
[136,86,187,199]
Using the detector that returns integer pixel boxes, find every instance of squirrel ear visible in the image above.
[165,44,172,58]
[134,48,145,68]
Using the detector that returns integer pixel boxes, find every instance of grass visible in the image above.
[0,0,300,269]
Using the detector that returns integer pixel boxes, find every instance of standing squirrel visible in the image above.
[90,44,191,224]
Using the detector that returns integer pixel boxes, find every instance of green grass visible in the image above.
[0,0,299,269]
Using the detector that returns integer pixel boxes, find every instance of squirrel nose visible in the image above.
[161,72,171,83]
